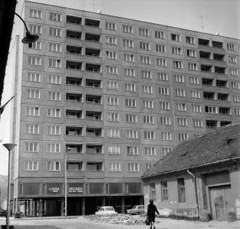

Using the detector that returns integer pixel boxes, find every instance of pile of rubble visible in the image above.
[85,214,161,225]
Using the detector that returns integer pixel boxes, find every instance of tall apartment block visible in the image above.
[10,1,240,216]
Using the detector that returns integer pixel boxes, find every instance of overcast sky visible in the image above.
[0,0,239,175]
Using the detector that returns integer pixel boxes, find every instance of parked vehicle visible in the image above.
[0,209,7,217]
[95,206,118,215]
[14,212,24,218]
[127,205,145,215]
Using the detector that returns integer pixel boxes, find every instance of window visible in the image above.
[193,119,203,127]
[142,85,153,94]
[188,63,198,71]
[192,104,202,113]
[108,129,120,138]
[26,106,40,116]
[145,147,156,155]
[159,87,169,95]
[158,72,168,81]
[205,106,218,114]
[189,76,199,84]
[161,182,168,200]
[230,69,239,76]
[144,131,155,139]
[232,82,240,89]
[227,43,235,51]
[177,117,188,126]
[141,70,152,79]
[106,66,118,74]
[48,91,61,101]
[157,58,167,67]
[160,116,171,125]
[128,163,139,172]
[125,98,137,107]
[47,108,61,118]
[50,12,61,21]
[178,178,185,203]
[46,161,60,171]
[143,100,154,109]
[123,25,133,33]
[162,132,172,140]
[126,130,138,139]
[126,114,137,123]
[107,96,119,106]
[123,39,134,48]
[175,75,184,83]
[143,115,155,124]
[30,41,41,50]
[191,90,201,98]
[47,125,61,135]
[146,163,154,170]
[141,56,151,65]
[178,133,188,141]
[105,22,116,31]
[29,24,42,34]
[30,9,42,18]
[139,28,149,36]
[186,36,195,44]
[127,146,138,155]
[162,147,171,156]
[106,51,117,60]
[156,44,166,53]
[108,112,119,122]
[140,41,150,50]
[48,75,61,84]
[108,146,120,154]
[26,124,39,134]
[172,47,182,55]
[47,143,61,153]
[176,103,187,111]
[234,108,240,116]
[124,53,135,62]
[26,89,40,99]
[49,43,62,52]
[109,162,121,172]
[106,36,117,45]
[150,183,156,200]
[27,56,41,65]
[27,72,41,82]
[171,33,181,41]
[25,142,39,152]
[229,56,237,64]
[124,68,135,77]
[160,101,170,110]
[107,81,118,90]
[24,161,38,171]
[173,60,183,69]
[155,30,165,39]
[49,58,61,68]
[233,95,240,103]
[49,27,62,37]
[187,49,197,57]
[125,83,136,92]
[176,88,186,97]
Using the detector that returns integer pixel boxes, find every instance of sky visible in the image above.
[0,0,239,175]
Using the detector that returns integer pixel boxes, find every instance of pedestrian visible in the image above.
[147,199,160,229]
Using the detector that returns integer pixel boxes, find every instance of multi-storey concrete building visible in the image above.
[10,1,240,216]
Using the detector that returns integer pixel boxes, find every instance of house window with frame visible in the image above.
[126,130,138,139]
[107,81,118,90]
[30,9,42,18]
[191,90,201,98]
[229,56,237,64]
[186,36,195,44]
[28,56,41,65]
[26,106,40,116]
[105,22,116,31]
[159,87,169,95]
[49,27,62,37]
[193,119,203,127]
[144,131,155,140]
[175,88,186,97]
[108,112,119,122]
[108,129,120,138]
[150,183,156,201]
[171,33,181,41]
[178,178,186,203]
[108,146,120,154]
[227,43,235,51]
[159,101,170,110]
[106,66,118,75]
[126,114,137,123]
[107,96,119,106]
[160,116,171,125]
[49,43,62,52]
[29,41,41,50]
[234,108,240,116]
[230,69,239,76]
[48,91,61,101]
[24,161,38,171]
[176,103,187,111]
[106,51,117,60]
[143,100,154,109]
[141,56,151,65]
[143,115,155,124]
[205,106,218,113]
[124,68,135,77]
[172,47,182,55]
[47,143,61,153]
[177,117,188,126]
[47,108,61,118]
[187,49,197,57]
[156,44,166,53]
[124,53,135,62]
[188,63,198,71]
[233,95,240,103]
[49,58,61,68]
[125,98,137,107]
[161,182,168,200]
[49,12,61,22]
[26,124,39,134]
[232,82,240,89]
[127,146,138,155]
[157,58,167,67]
[25,142,39,152]
[48,75,61,84]
[173,60,183,69]
[123,25,133,33]
[158,72,168,81]
[26,89,40,99]
[141,70,152,79]
[46,161,60,171]
[47,125,61,135]
[146,163,154,170]
[192,104,202,113]
[27,72,41,82]
[106,36,117,45]
[108,162,121,172]
[162,147,171,156]
[125,83,136,92]
[145,147,156,156]
[142,85,153,94]
[140,41,150,50]
[155,30,165,39]
[174,75,184,83]
[189,76,199,84]
[123,39,134,48]
[128,162,139,172]
[162,132,172,140]
[29,24,42,34]
[139,28,149,36]
[178,133,188,141]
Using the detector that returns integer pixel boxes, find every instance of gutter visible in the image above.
[187,169,199,218]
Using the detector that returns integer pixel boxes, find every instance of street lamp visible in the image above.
[3,143,16,229]
[0,8,39,45]
[64,147,71,217]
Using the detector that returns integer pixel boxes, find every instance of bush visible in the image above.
[199,210,211,222]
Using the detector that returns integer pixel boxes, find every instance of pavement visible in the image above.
[0,216,239,229]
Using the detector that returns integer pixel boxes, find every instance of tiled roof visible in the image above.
[141,123,240,179]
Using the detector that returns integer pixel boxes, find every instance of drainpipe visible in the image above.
[187,169,199,218]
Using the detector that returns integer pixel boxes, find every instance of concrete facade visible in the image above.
[10,1,240,216]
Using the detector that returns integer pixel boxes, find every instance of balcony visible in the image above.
[85,63,101,73]
[202,78,214,86]
[203,92,215,100]
[66,144,83,153]
[66,93,82,103]
[85,48,100,57]
[213,53,224,62]
[215,66,226,74]
[199,38,210,46]
[86,128,102,137]
[85,79,101,88]
[219,107,231,115]
[86,145,102,154]
[218,93,229,101]
[200,51,211,60]
[85,33,100,43]
[216,80,227,88]
[86,111,102,120]
[85,18,100,28]
[66,110,82,119]
[66,127,82,136]
[66,30,82,40]
[206,120,218,130]
[66,45,82,55]
[212,41,223,49]
[66,77,82,86]
[67,162,83,171]
[85,95,101,104]
[201,65,212,72]
[66,15,82,25]
[66,61,82,71]
[220,121,231,126]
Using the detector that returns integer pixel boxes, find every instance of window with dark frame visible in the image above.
[177,178,185,203]
[161,182,168,201]
[150,183,156,201]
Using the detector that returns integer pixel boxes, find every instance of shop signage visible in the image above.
[68,183,83,194]
[46,183,62,195]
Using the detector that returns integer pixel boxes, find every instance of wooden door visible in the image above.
[209,185,231,221]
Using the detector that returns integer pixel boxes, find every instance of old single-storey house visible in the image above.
[141,124,240,221]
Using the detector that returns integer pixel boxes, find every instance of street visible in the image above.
[0,216,240,229]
